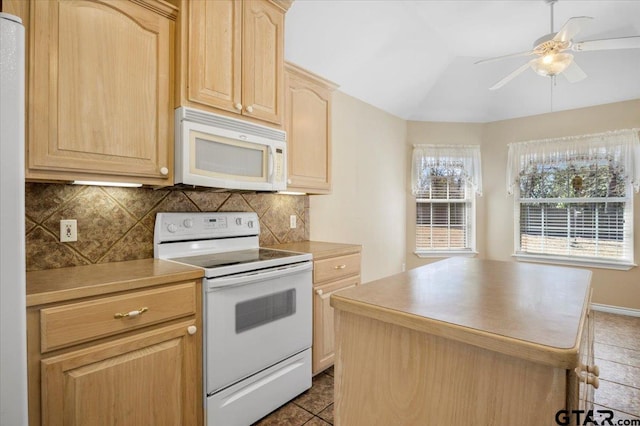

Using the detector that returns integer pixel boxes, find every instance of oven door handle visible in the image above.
[206,261,312,290]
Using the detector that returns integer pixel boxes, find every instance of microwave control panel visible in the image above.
[275,148,284,182]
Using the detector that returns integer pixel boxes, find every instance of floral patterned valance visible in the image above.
[506,129,640,195]
[411,144,482,196]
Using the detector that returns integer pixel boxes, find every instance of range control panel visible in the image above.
[155,212,259,243]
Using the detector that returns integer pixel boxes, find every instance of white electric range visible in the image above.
[154,212,312,426]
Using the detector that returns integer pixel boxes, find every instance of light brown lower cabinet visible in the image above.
[40,320,199,425]
[313,276,359,374]
[311,252,361,375]
[26,261,204,426]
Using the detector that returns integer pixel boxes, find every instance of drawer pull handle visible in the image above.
[334,264,347,270]
[114,307,148,319]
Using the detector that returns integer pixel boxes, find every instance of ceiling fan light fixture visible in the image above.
[531,52,573,76]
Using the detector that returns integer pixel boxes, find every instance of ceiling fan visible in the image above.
[477,0,640,90]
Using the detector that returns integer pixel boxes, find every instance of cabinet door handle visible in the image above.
[334,264,347,270]
[585,375,599,389]
[316,289,323,296]
[578,363,600,377]
[114,307,148,319]
[235,103,243,111]
[576,371,600,389]
[246,105,254,113]
[187,325,197,335]
[160,167,169,176]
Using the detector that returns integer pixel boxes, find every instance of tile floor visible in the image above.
[591,311,640,422]
[253,311,640,425]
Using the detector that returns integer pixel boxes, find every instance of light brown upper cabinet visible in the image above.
[25,0,177,185]
[284,63,338,194]
[177,0,290,127]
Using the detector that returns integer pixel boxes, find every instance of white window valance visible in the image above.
[506,129,640,195]
[411,144,482,196]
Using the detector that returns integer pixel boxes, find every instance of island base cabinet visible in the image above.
[334,311,570,426]
[40,320,199,426]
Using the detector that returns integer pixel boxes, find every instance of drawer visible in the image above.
[313,253,361,284]
[40,281,197,352]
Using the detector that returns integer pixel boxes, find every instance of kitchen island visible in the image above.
[330,258,597,426]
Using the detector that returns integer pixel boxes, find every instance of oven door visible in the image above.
[205,261,312,394]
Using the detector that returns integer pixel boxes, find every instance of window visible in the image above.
[412,145,482,256]
[507,129,640,269]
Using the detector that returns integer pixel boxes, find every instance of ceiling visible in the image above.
[284,0,640,123]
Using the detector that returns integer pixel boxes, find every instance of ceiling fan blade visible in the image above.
[475,50,534,65]
[561,61,587,83]
[553,17,593,42]
[489,61,532,91]
[572,36,640,51]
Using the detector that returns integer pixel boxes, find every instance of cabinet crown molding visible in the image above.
[132,0,179,20]
[269,0,294,13]
[285,61,339,90]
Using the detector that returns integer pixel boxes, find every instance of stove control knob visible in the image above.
[247,220,254,228]
[183,218,193,228]
[235,217,242,225]
[167,223,178,233]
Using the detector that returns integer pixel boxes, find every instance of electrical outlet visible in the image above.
[60,219,77,242]
[290,215,297,229]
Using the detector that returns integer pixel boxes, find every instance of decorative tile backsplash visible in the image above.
[25,183,310,271]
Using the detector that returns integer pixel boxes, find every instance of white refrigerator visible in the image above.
[0,12,28,425]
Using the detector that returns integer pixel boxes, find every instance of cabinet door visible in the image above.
[285,72,331,193]
[242,0,284,125]
[187,0,242,115]
[28,0,174,184]
[313,276,359,375]
[40,321,201,426]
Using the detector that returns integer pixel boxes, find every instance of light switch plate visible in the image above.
[60,219,77,242]
[290,215,297,229]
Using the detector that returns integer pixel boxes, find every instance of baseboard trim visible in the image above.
[591,303,640,317]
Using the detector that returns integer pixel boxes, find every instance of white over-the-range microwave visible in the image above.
[174,107,287,191]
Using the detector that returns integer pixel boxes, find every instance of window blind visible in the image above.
[416,177,472,251]
[509,129,639,265]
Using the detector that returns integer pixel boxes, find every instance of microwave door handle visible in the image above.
[268,146,274,179]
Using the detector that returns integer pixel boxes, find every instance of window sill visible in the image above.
[512,253,637,271]
[414,250,478,259]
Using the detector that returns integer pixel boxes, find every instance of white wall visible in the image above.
[310,91,407,283]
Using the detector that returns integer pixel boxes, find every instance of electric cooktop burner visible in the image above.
[171,248,302,269]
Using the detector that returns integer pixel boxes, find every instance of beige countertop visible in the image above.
[266,240,361,260]
[331,257,592,368]
[26,259,204,307]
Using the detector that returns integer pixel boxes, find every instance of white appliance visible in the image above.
[175,107,287,191]
[154,212,312,426]
[0,12,28,425]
